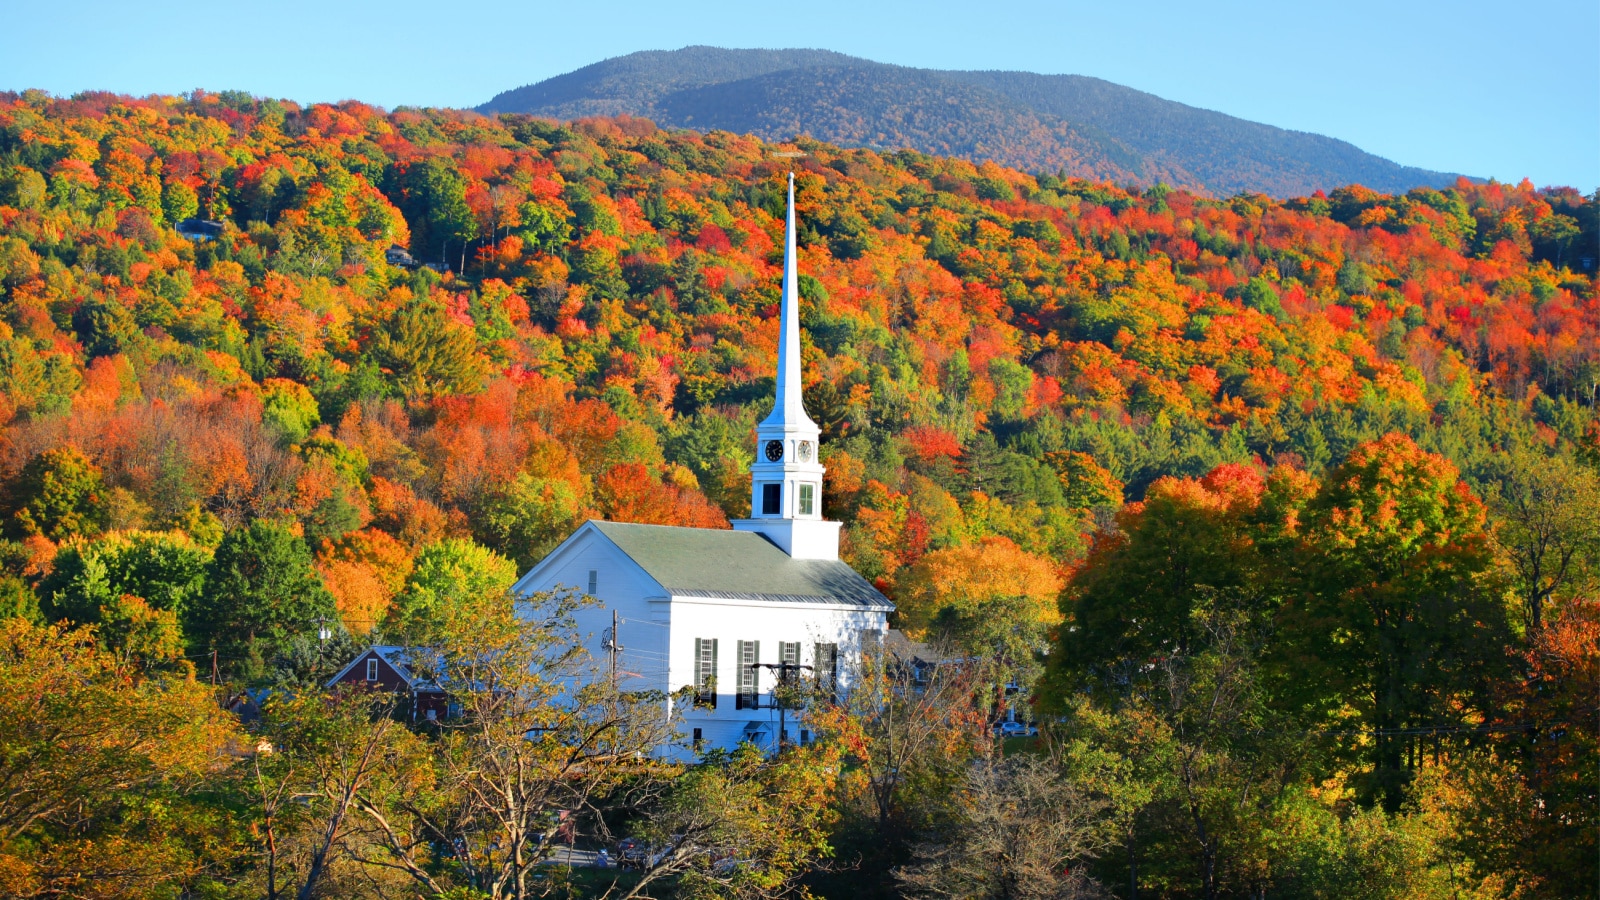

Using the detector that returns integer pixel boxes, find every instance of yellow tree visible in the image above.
[0,619,241,898]
[613,743,844,900]
[895,535,1063,670]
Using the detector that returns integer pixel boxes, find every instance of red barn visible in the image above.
[325,646,452,722]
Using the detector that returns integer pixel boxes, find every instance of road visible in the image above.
[546,846,610,868]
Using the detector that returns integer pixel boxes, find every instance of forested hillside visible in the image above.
[478,46,1470,197]
[0,88,1597,897]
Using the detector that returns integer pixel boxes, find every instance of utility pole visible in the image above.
[778,661,788,752]
[603,610,622,715]
[314,615,329,678]
[609,610,619,689]
[754,661,812,752]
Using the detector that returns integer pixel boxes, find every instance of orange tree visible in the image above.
[1282,433,1513,809]
[1049,462,1310,693]
[894,534,1062,679]
[1488,598,1600,894]
[806,636,993,899]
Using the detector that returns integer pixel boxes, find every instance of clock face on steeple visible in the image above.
[764,439,785,462]
[797,440,814,462]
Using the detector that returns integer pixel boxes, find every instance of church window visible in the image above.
[798,483,815,515]
[694,639,718,708]
[736,640,760,709]
[761,483,781,515]
[692,727,703,748]
[587,570,598,595]
[814,643,838,699]
[776,642,803,706]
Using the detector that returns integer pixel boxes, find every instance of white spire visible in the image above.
[731,170,838,560]
[762,172,818,430]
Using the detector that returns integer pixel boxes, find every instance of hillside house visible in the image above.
[175,217,224,241]
[385,245,418,268]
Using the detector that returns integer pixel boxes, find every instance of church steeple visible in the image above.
[763,173,818,432]
[731,172,840,560]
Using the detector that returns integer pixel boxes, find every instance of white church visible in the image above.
[512,173,894,753]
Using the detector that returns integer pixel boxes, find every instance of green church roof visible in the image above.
[589,521,893,611]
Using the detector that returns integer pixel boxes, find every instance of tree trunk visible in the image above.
[265,817,279,900]
[1377,676,1406,812]
[1126,836,1138,900]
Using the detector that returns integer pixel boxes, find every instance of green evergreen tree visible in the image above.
[71,298,140,360]
[188,520,337,673]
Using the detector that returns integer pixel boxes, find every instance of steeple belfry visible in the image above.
[732,172,841,560]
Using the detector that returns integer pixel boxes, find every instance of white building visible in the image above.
[512,173,893,753]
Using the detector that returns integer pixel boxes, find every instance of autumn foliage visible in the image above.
[0,87,1593,896]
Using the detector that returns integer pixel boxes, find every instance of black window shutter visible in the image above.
[737,640,760,709]
[814,642,838,698]
[695,638,718,708]
[778,642,800,688]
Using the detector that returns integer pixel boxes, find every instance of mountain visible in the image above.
[479,47,1466,198]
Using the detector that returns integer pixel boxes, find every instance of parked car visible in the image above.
[994,720,1037,737]
[616,838,652,869]
[616,837,676,870]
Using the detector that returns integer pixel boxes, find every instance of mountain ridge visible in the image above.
[479,46,1468,198]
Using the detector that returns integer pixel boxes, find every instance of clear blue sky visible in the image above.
[4,0,1595,190]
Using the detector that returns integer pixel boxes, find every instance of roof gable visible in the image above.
[513,520,667,598]
[326,647,403,688]
[325,646,445,690]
